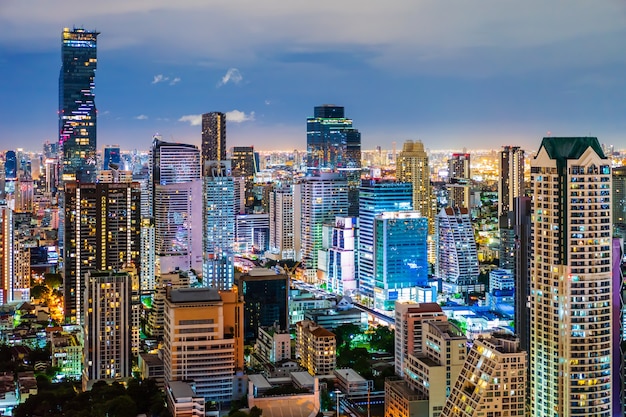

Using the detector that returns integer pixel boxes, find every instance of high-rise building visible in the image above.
[440,333,527,417]
[374,212,428,311]
[447,153,470,208]
[103,145,121,170]
[149,137,203,274]
[498,146,525,271]
[202,160,235,290]
[4,151,16,181]
[396,140,434,233]
[83,271,132,389]
[299,173,349,280]
[612,166,626,241]
[63,182,141,324]
[435,207,480,292]
[267,186,300,261]
[513,196,531,355]
[59,28,99,183]
[231,146,257,212]
[358,179,413,300]
[201,112,226,164]
[529,137,612,417]
[306,105,361,216]
[319,216,357,295]
[237,269,289,343]
[0,207,12,305]
[296,320,336,376]
[394,301,447,377]
[163,287,243,403]
[234,213,269,255]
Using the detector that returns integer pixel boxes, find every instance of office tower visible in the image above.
[435,207,480,293]
[267,186,300,261]
[83,271,132,389]
[231,146,257,212]
[385,321,467,417]
[237,269,289,343]
[0,207,12,305]
[12,212,33,302]
[4,151,16,181]
[394,301,447,377]
[300,173,349,281]
[319,217,357,295]
[613,166,626,241]
[146,271,190,338]
[513,196,531,355]
[15,174,34,213]
[149,137,203,274]
[64,182,141,324]
[102,145,121,170]
[396,140,434,233]
[163,287,243,403]
[358,179,413,300]
[59,28,99,183]
[306,105,361,216]
[498,146,525,270]
[440,333,527,417]
[140,218,156,293]
[202,160,235,290]
[374,212,428,311]
[447,153,470,208]
[201,112,226,164]
[235,213,269,255]
[296,320,336,376]
[529,137,612,417]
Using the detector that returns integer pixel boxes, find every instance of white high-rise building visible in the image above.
[529,137,613,417]
[319,217,356,295]
[267,186,300,261]
[300,173,349,281]
[202,160,235,290]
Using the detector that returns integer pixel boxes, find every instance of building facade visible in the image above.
[267,186,300,261]
[447,153,470,209]
[529,137,613,417]
[59,28,99,183]
[201,112,226,164]
[296,320,336,376]
[396,140,434,234]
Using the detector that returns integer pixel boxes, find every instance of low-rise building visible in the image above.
[166,380,205,417]
[296,320,336,376]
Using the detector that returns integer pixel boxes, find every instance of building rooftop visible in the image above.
[169,287,221,303]
[538,136,605,161]
[167,381,196,400]
[334,368,366,383]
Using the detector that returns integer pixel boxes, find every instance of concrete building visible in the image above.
[394,301,447,377]
[50,330,82,380]
[163,287,243,404]
[296,320,336,376]
[318,216,357,295]
[267,186,300,261]
[254,325,291,364]
[447,153,470,209]
[166,380,206,417]
[529,137,613,417]
[440,333,526,417]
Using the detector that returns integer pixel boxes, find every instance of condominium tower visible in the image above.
[447,153,470,208]
[498,146,525,271]
[59,28,99,183]
[201,112,226,164]
[396,140,434,233]
[529,137,612,417]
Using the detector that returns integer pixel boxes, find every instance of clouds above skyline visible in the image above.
[0,1,625,151]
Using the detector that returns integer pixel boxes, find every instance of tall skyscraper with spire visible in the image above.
[201,112,226,164]
[59,27,99,183]
[529,137,613,417]
[306,105,361,216]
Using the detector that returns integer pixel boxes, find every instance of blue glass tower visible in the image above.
[374,212,428,311]
[4,151,16,180]
[358,179,413,300]
[103,145,121,170]
[59,27,99,183]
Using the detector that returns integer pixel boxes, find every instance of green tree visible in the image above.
[369,325,394,354]
[44,273,63,288]
[333,323,361,353]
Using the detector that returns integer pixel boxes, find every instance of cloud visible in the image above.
[178,114,202,126]
[169,77,181,85]
[226,110,255,123]
[135,114,149,120]
[152,74,169,84]
[265,100,271,105]
[217,68,243,87]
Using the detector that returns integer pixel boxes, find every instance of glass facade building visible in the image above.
[358,179,413,299]
[103,145,121,170]
[201,112,226,164]
[59,28,99,183]
[374,212,428,311]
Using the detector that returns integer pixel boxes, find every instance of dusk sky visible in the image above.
[1,1,625,153]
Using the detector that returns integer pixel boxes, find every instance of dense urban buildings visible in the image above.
[529,137,613,416]
[59,28,99,183]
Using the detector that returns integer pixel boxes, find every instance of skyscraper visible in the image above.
[201,112,226,164]
[358,179,413,300]
[299,173,349,281]
[529,137,612,417]
[396,140,434,233]
[149,137,203,274]
[103,145,121,170]
[202,160,235,290]
[612,166,626,241]
[447,153,470,208]
[306,105,361,216]
[267,186,300,261]
[59,28,99,183]
[231,146,257,212]
[64,182,141,324]
[498,146,525,271]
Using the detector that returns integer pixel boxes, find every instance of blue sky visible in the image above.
[1,1,625,152]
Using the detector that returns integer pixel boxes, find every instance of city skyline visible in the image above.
[1,1,626,153]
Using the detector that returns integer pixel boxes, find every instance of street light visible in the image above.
[334,389,342,417]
